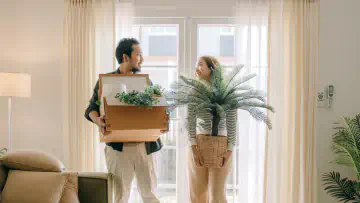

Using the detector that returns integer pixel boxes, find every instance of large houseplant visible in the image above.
[166,63,274,167]
[167,63,274,135]
[322,114,360,202]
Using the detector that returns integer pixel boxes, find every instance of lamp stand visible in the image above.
[8,97,12,152]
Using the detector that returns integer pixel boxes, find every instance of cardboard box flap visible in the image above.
[99,74,150,99]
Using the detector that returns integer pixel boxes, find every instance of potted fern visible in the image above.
[166,63,274,167]
[322,114,360,202]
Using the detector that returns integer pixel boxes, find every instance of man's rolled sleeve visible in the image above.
[84,80,100,122]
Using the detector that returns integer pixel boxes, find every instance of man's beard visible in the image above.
[131,67,141,74]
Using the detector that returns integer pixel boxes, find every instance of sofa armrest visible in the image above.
[0,163,8,193]
[78,172,113,203]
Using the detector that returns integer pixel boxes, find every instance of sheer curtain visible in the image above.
[234,0,319,203]
[234,1,269,202]
[265,1,319,203]
[63,0,116,172]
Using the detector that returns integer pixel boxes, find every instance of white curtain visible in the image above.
[265,1,319,203]
[234,0,319,203]
[234,1,269,202]
[64,0,117,172]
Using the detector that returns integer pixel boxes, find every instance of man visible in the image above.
[85,38,164,203]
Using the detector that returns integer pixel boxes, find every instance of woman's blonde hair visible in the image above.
[200,56,220,71]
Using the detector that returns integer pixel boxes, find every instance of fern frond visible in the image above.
[224,64,245,90]
[234,101,275,113]
[223,73,257,98]
[239,106,273,129]
[322,172,359,203]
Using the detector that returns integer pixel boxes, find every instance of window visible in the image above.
[198,25,236,66]
[192,19,269,203]
[115,17,268,203]
[220,35,235,56]
[133,26,178,66]
[149,35,177,56]
[148,27,177,57]
[124,18,185,203]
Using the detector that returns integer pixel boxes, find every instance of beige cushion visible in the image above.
[1,150,65,172]
[1,170,79,203]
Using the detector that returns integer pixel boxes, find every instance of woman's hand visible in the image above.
[191,145,204,167]
[222,150,232,167]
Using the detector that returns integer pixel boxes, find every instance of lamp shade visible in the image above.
[0,73,31,98]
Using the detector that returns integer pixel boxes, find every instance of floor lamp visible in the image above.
[0,73,31,152]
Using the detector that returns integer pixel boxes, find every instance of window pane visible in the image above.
[227,190,237,202]
[158,188,176,203]
[198,25,235,66]
[149,35,177,56]
[154,148,177,184]
[220,35,235,57]
[140,67,178,89]
[140,67,179,118]
[140,26,178,66]
[131,26,140,40]
[161,120,178,146]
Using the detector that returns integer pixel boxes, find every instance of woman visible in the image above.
[188,56,237,203]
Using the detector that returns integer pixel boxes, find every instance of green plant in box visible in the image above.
[115,85,165,109]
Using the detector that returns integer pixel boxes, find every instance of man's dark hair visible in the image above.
[115,38,140,64]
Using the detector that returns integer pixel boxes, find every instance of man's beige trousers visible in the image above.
[105,143,160,203]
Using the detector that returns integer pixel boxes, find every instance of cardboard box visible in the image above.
[98,74,169,143]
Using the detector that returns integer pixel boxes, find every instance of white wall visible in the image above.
[317,0,360,202]
[0,0,65,163]
[133,0,236,17]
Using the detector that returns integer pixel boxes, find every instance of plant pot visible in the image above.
[196,134,228,168]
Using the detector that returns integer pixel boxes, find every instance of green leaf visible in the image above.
[322,172,359,203]
[331,116,360,174]
[239,106,273,129]
[115,85,164,109]
[224,64,244,92]
[223,73,257,99]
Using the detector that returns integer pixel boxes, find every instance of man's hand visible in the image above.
[222,150,232,167]
[95,115,112,136]
[191,145,204,167]
[160,129,169,134]
[160,113,170,134]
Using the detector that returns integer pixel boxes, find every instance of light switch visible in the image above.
[317,91,326,108]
